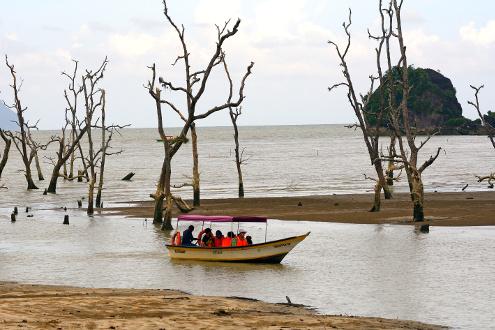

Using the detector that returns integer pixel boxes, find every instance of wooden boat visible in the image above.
[166,215,310,264]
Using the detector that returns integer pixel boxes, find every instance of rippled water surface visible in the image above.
[0,211,494,329]
[1,125,495,329]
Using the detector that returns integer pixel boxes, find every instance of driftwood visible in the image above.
[122,172,135,181]
[172,195,194,213]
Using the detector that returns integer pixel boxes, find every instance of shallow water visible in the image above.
[1,125,495,329]
[0,209,494,329]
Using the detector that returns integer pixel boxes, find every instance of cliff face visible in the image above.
[366,67,464,130]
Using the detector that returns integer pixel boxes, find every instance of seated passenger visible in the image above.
[181,225,196,246]
[214,230,224,247]
[246,235,253,245]
[222,231,233,247]
[201,228,214,247]
[236,229,248,246]
[228,231,237,246]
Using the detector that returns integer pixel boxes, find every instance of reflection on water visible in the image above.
[0,210,494,329]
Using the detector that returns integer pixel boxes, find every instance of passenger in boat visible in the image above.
[246,235,253,245]
[214,230,224,247]
[236,229,248,246]
[181,225,196,246]
[228,231,237,246]
[222,232,233,247]
[201,228,214,247]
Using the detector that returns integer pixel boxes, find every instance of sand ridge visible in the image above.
[0,283,445,329]
[111,191,495,227]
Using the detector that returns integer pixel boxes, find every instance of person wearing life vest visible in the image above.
[201,228,214,247]
[214,230,224,247]
[222,231,234,247]
[181,225,196,246]
[236,229,248,246]
[171,231,181,246]
[246,235,253,245]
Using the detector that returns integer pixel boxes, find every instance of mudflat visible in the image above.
[112,191,495,226]
[0,283,444,329]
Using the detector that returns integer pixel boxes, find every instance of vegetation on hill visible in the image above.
[365,66,481,134]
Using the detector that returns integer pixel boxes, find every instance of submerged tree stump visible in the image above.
[122,172,135,181]
[13,207,18,215]
[63,215,69,225]
[11,213,16,222]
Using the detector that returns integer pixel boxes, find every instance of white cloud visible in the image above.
[460,21,495,46]
[109,33,159,58]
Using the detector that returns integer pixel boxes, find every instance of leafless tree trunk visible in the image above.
[229,107,245,197]
[0,130,11,179]
[47,60,89,193]
[386,134,396,185]
[190,123,200,206]
[4,56,39,189]
[147,0,254,229]
[82,58,108,215]
[386,0,441,221]
[328,2,391,212]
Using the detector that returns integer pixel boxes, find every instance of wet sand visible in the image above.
[111,191,495,226]
[0,283,444,329]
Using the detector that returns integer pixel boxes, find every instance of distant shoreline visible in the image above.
[110,191,495,227]
[0,282,445,329]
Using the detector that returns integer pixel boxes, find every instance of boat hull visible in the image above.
[166,232,309,264]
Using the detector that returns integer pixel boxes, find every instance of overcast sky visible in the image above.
[1,0,494,129]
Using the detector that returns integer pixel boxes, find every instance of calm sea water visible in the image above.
[0,125,494,207]
[1,125,495,329]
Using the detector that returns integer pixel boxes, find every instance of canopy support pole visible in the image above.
[176,218,179,230]
[265,222,268,242]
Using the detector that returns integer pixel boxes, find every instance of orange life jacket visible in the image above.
[213,237,223,247]
[222,237,232,247]
[197,229,206,246]
[172,231,181,246]
[236,236,248,246]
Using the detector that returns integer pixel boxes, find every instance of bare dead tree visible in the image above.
[46,60,90,194]
[385,0,441,221]
[3,56,40,189]
[26,128,44,181]
[147,0,254,230]
[328,2,392,212]
[468,85,495,187]
[81,58,108,215]
[62,60,88,180]
[229,107,246,198]
[95,94,127,208]
[222,53,247,198]
[0,129,11,178]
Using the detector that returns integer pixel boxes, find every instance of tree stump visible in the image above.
[11,213,16,222]
[63,215,69,225]
[13,207,18,215]
[77,200,82,208]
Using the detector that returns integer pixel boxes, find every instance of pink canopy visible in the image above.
[177,214,267,223]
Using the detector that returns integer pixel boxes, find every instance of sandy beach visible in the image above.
[0,282,445,329]
[111,191,495,227]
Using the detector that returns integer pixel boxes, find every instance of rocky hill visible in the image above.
[365,67,481,134]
